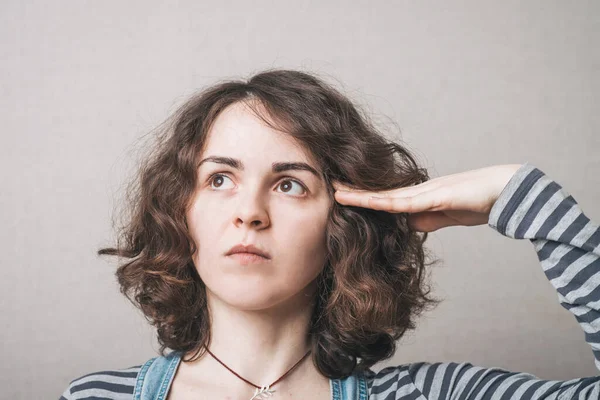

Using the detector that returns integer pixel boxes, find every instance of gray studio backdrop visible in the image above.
[1,1,599,398]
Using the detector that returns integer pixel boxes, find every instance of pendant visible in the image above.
[250,385,276,399]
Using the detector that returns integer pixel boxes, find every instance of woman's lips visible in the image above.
[227,252,271,265]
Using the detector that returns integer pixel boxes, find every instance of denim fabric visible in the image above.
[133,350,180,400]
[330,370,368,400]
[134,350,368,400]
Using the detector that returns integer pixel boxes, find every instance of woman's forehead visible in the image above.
[201,103,318,169]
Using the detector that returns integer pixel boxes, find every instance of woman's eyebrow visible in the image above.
[198,156,321,179]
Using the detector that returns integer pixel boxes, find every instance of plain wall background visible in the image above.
[1,1,599,398]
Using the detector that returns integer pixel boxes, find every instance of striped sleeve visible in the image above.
[58,365,141,400]
[489,161,600,372]
[366,162,600,399]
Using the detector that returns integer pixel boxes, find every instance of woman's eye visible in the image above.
[208,173,235,190]
[207,174,306,196]
[276,179,306,196]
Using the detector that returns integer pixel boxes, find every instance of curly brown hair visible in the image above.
[99,68,442,379]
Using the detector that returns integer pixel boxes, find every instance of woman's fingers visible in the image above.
[334,186,445,214]
[332,179,437,198]
[333,177,447,203]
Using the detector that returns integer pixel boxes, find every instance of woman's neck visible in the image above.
[185,281,320,394]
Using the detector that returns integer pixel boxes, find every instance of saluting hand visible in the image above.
[332,164,523,233]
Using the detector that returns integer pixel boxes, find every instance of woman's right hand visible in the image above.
[332,163,522,233]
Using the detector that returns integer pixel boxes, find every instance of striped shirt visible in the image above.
[59,162,600,399]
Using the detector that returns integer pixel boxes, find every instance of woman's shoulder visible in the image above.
[363,360,486,399]
[59,362,145,400]
[363,362,421,398]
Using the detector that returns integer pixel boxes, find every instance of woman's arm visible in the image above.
[336,162,600,399]
[488,162,600,372]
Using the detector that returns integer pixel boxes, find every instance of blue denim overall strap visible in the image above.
[331,372,369,400]
[133,350,182,400]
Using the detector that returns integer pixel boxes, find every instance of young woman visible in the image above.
[59,69,600,399]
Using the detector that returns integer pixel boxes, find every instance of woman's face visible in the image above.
[186,101,333,311]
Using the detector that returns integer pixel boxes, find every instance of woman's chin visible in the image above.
[227,297,290,312]
[207,284,310,312]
